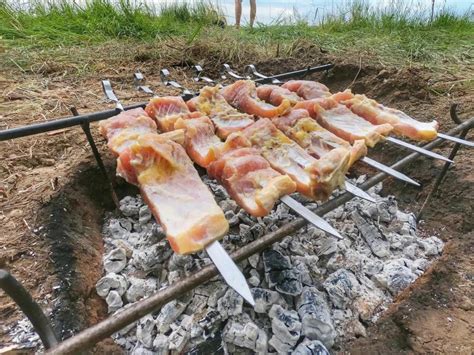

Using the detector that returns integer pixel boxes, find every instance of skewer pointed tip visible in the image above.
[437,133,474,148]
[362,156,420,187]
[344,181,376,203]
[387,137,454,163]
[206,241,255,306]
[280,195,343,240]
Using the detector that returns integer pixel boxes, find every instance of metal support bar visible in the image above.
[0,269,59,349]
[74,107,120,209]
[253,64,334,84]
[46,116,474,355]
[417,104,470,220]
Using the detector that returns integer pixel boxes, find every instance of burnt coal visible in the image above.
[92,178,444,354]
[263,249,302,296]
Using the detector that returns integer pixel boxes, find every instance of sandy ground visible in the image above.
[0,49,473,353]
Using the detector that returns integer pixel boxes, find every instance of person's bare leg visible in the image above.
[235,0,242,28]
[250,0,256,28]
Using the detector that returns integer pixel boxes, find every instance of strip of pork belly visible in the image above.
[220,80,291,118]
[116,133,228,254]
[273,108,367,167]
[145,96,197,132]
[281,80,331,100]
[187,85,254,139]
[256,84,302,106]
[99,108,157,155]
[240,118,348,201]
[174,115,224,168]
[302,98,393,147]
[335,90,439,141]
[208,147,296,217]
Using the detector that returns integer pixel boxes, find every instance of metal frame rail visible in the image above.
[0,62,472,353]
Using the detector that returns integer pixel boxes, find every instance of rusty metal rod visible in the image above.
[0,269,59,349]
[46,116,474,354]
[417,104,470,220]
[74,107,120,209]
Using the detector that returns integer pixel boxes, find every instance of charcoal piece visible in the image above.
[104,247,127,273]
[105,218,133,238]
[352,210,390,258]
[125,277,159,303]
[292,339,330,355]
[219,199,238,213]
[96,273,128,298]
[225,210,239,227]
[131,346,155,355]
[217,289,243,318]
[138,205,152,225]
[168,324,189,352]
[373,259,416,295]
[196,309,223,337]
[136,315,156,348]
[248,254,260,269]
[152,334,168,354]
[248,269,261,287]
[156,300,188,333]
[251,288,287,313]
[323,269,361,309]
[296,287,336,349]
[268,305,301,353]
[223,314,268,353]
[237,209,256,225]
[120,195,143,218]
[418,236,444,256]
[106,290,123,313]
[131,242,172,273]
[263,250,302,296]
[167,253,194,272]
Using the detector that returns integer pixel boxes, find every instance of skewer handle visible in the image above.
[101,80,124,111]
[245,64,281,84]
[134,72,154,95]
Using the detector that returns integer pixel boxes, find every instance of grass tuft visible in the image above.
[0,0,472,75]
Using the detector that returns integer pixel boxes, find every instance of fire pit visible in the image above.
[1,63,472,354]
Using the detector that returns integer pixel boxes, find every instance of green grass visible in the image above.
[0,0,224,45]
[0,0,472,73]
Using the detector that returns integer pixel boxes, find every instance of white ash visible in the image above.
[97,176,444,353]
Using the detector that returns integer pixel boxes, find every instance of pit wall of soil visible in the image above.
[36,161,128,351]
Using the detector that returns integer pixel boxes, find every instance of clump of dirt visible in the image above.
[1,50,473,354]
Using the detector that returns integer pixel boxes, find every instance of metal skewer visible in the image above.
[437,132,474,148]
[102,79,255,306]
[386,137,453,163]
[362,157,420,186]
[160,69,193,99]
[194,65,214,83]
[134,73,344,240]
[344,181,376,203]
[222,63,250,80]
[133,72,154,95]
